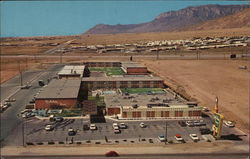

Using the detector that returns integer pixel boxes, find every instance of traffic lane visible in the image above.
[1,64,63,103]
[0,70,44,103]
[1,64,63,141]
[0,87,41,141]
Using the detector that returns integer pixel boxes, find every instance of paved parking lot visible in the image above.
[23,117,215,145]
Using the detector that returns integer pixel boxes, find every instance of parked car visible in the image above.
[54,116,64,122]
[5,98,16,102]
[174,134,184,142]
[20,109,32,114]
[200,128,211,135]
[45,125,53,131]
[105,151,119,157]
[119,123,127,129]
[158,135,166,142]
[178,121,187,127]
[90,124,97,130]
[83,124,90,131]
[4,102,11,107]
[140,122,146,128]
[21,85,31,89]
[68,128,76,136]
[189,134,199,142]
[112,123,119,128]
[202,107,209,112]
[114,129,121,134]
[22,112,35,118]
[224,120,235,127]
[186,121,194,127]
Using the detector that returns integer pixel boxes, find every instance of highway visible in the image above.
[43,39,77,54]
[0,64,64,143]
[1,53,249,61]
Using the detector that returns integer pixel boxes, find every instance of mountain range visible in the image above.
[84,4,250,34]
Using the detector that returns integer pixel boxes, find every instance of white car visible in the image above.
[174,134,184,142]
[140,122,146,128]
[224,121,235,127]
[119,123,127,129]
[5,98,16,102]
[158,135,166,142]
[45,125,53,131]
[189,134,199,141]
[112,123,119,128]
[90,124,97,130]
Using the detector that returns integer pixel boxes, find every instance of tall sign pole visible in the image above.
[212,96,224,139]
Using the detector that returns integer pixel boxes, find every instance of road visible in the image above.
[2,152,249,159]
[1,53,249,61]
[0,64,64,143]
[43,39,77,54]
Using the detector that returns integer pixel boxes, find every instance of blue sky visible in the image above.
[0,1,249,37]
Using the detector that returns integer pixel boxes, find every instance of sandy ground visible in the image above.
[142,59,250,134]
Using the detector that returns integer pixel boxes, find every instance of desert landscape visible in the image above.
[142,60,249,134]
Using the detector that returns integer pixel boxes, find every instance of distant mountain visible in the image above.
[84,4,250,34]
[183,8,250,31]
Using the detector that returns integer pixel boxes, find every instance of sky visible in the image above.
[0,1,249,37]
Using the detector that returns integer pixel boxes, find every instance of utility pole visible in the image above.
[165,122,168,144]
[25,57,28,70]
[19,62,23,86]
[22,120,25,147]
[60,53,62,64]
[156,48,159,60]
[196,48,199,60]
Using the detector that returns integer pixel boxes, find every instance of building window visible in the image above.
[131,81,139,88]
[175,111,183,117]
[146,111,155,117]
[122,112,127,118]
[189,110,201,117]
[161,111,169,117]
[132,111,141,118]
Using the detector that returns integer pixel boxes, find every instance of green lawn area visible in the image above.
[120,88,165,94]
[88,96,106,107]
[89,67,125,76]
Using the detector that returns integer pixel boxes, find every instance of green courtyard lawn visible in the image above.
[89,67,125,76]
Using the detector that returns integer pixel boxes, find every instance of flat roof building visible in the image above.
[35,79,81,109]
[58,65,89,79]
[81,76,164,89]
[122,62,148,75]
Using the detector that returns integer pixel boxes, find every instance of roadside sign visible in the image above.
[212,113,224,139]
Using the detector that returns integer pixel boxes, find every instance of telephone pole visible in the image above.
[165,122,168,144]
[19,62,23,86]
[60,53,62,64]
[22,120,25,147]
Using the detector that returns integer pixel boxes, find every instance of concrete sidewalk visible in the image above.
[1,141,248,157]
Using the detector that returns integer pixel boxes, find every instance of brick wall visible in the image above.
[35,99,77,109]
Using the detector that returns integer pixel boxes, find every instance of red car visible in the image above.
[105,151,119,157]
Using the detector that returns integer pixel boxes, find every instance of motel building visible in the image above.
[107,104,202,120]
